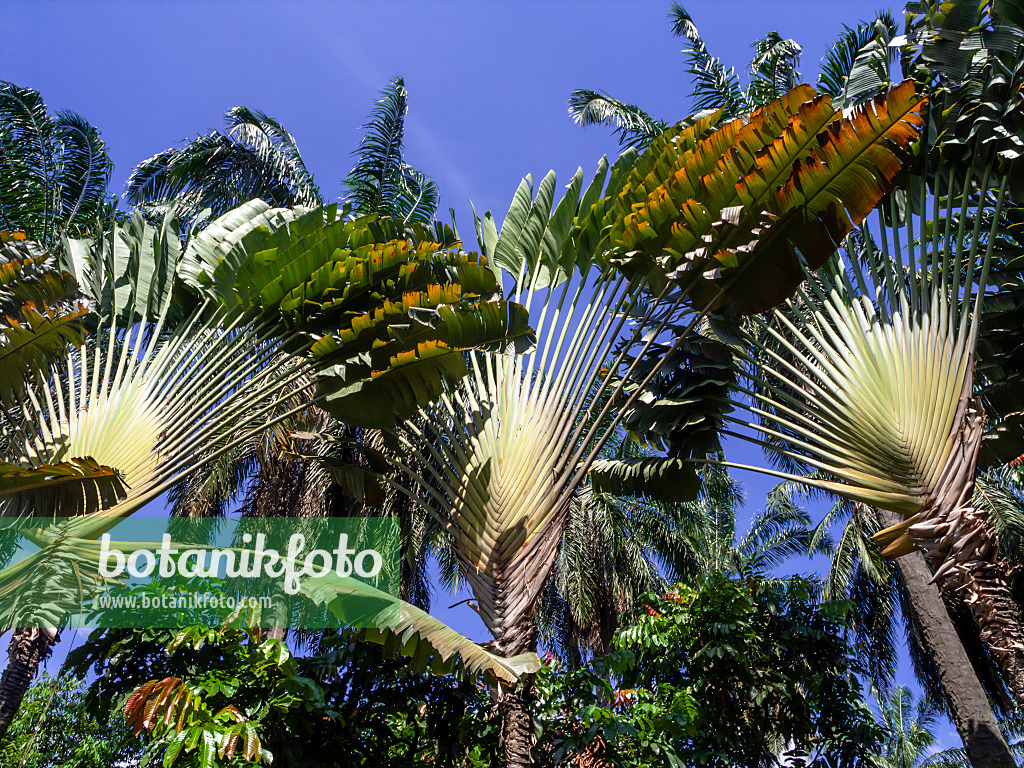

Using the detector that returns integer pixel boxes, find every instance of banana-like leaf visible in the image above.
[0,458,126,517]
[176,198,304,295]
[732,155,1010,520]
[63,211,186,326]
[0,302,88,404]
[0,238,79,317]
[190,207,534,427]
[610,328,736,460]
[300,571,540,685]
[573,82,927,314]
[476,151,639,287]
[590,457,699,502]
[0,232,87,402]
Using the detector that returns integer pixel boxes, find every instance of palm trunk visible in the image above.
[496,625,539,767]
[900,399,1024,700]
[497,675,536,768]
[0,628,56,743]
[878,509,1016,768]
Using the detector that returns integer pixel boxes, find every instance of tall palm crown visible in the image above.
[124,106,322,227]
[872,686,945,768]
[0,82,114,248]
[343,76,440,225]
[568,3,802,149]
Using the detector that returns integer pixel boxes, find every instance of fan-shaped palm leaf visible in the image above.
[726,135,1024,695]
[0,200,537,736]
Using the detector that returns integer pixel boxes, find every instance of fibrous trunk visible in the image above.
[877,508,1016,768]
[876,397,1024,701]
[0,627,55,743]
[498,674,536,768]
[497,626,539,767]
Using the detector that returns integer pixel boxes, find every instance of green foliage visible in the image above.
[668,4,747,117]
[818,14,902,109]
[343,77,440,225]
[870,686,942,768]
[0,233,87,404]
[572,83,926,315]
[0,672,141,768]
[173,203,533,429]
[569,7,804,150]
[68,627,498,767]
[125,106,322,228]
[535,573,881,767]
[566,91,668,150]
[0,82,114,248]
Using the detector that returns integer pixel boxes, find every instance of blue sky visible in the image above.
[1,0,967,751]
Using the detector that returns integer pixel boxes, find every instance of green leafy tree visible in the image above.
[871,686,947,768]
[0,672,140,768]
[535,459,829,666]
[534,574,881,767]
[69,625,498,768]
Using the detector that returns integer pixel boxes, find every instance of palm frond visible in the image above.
[0,82,113,247]
[567,90,668,149]
[343,76,439,224]
[124,109,322,227]
[746,32,803,110]
[669,3,746,117]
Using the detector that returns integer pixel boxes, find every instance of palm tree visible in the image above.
[125,76,441,233]
[124,106,322,227]
[0,202,533,739]
[872,686,946,768]
[688,469,832,577]
[343,76,440,225]
[0,82,114,249]
[707,96,1021,761]
[799,483,1016,768]
[341,85,925,765]
[567,4,802,149]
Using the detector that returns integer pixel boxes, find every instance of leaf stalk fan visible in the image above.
[0,253,312,630]
[730,156,1024,697]
[374,79,925,680]
[0,203,530,655]
[293,79,924,765]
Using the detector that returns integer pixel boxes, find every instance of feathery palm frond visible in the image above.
[745,31,803,110]
[567,90,669,150]
[124,106,321,228]
[872,685,941,768]
[669,3,745,117]
[818,14,901,108]
[343,77,440,225]
[0,82,114,248]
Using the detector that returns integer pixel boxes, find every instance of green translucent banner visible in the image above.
[0,516,400,630]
